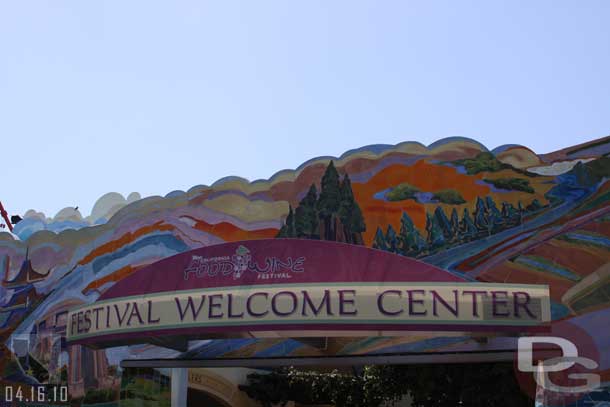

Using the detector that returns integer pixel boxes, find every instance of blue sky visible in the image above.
[1,1,609,218]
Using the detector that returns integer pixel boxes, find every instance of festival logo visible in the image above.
[184,245,305,281]
[231,245,251,279]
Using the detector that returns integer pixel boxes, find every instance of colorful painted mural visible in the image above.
[1,135,609,403]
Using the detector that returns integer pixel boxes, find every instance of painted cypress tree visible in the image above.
[485,196,503,232]
[526,199,543,212]
[277,213,288,237]
[385,224,399,253]
[317,161,341,240]
[426,212,445,248]
[338,174,366,244]
[433,206,453,240]
[450,208,459,240]
[349,205,366,242]
[277,205,296,238]
[473,196,489,232]
[459,208,478,241]
[398,211,414,255]
[373,226,388,251]
[501,201,511,219]
[288,206,296,237]
[486,196,501,217]
[501,202,518,225]
[295,184,319,238]
[517,201,524,224]
[398,211,427,256]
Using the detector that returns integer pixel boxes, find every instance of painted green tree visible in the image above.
[385,224,399,253]
[459,208,478,241]
[486,196,504,233]
[277,205,296,238]
[450,208,460,242]
[526,198,543,212]
[433,206,454,241]
[517,201,524,224]
[372,227,388,251]
[317,161,342,240]
[277,161,366,244]
[338,174,366,244]
[295,184,319,238]
[426,212,445,248]
[372,195,545,257]
[398,211,427,256]
[473,196,489,233]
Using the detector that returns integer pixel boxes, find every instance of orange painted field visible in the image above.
[350,160,553,245]
[187,216,278,242]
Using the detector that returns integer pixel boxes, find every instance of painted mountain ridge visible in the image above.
[1,135,609,395]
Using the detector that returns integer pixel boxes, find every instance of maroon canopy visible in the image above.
[99,238,464,301]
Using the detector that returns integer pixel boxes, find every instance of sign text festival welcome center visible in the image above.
[67,282,550,340]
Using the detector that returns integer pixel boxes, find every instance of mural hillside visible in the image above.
[1,135,609,399]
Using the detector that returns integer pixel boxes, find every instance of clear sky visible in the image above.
[1,1,609,218]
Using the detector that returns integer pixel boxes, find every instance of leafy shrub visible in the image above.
[432,189,466,204]
[386,183,419,201]
[83,388,118,404]
[484,177,534,193]
[457,152,505,174]
[239,364,532,407]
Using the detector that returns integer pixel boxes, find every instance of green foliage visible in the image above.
[405,363,533,406]
[376,195,542,257]
[450,208,459,237]
[295,184,319,238]
[386,183,420,201]
[372,227,388,251]
[120,374,171,407]
[385,224,398,253]
[473,197,489,232]
[239,367,394,407]
[18,354,48,383]
[238,370,292,407]
[432,189,467,204]
[317,161,342,218]
[459,208,478,241]
[526,198,543,212]
[455,152,505,174]
[277,161,366,244]
[83,388,118,404]
[398,212,427,256]
[426,212,445,248]
[277,205,296,237]
[60,365,68,383]
[239,364,532,407]
[568,157,610,188]
[584,156,610,180]
[433,206,453,240]
[485,196,504,233]
[278,159,547,255]
[484,177,534,193]
[501,202,521,225]
[338,175,366,240]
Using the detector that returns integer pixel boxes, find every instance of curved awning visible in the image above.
[67,239,550,348]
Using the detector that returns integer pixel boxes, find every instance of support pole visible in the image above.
[171,368,188,407]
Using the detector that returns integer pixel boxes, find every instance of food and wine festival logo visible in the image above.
[183,245,305,281]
